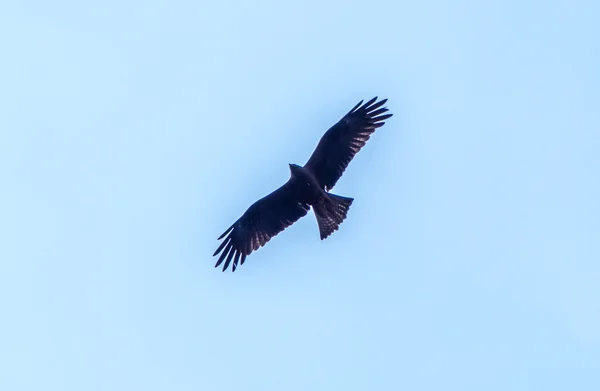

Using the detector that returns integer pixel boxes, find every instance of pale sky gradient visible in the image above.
[1,1,599,390]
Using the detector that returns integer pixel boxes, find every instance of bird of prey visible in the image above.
[213,97,392,271]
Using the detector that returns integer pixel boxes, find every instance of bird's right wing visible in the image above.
[213,180,310,272]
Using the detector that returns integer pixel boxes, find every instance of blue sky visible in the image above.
[1,0,599,390]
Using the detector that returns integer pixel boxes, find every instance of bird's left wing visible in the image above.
[213,180,310,272]
[304,97,392,191]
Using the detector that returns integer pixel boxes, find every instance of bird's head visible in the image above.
[288,163,301,176]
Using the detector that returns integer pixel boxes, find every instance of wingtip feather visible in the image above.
[363,96,378,108]
[213,236,231,256]
[374,113,393,122]
[232,252,241,272]
[217,224,234,240]
[349,100,363,113]
[223,247,236,271]
[215,244,233,268]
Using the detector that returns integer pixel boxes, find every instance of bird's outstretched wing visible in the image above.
[213,180,310,272]
[304,97,392,191]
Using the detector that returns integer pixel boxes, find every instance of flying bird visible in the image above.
[213,97,392,271]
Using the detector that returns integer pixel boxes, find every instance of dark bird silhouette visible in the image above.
[213,97,392,271]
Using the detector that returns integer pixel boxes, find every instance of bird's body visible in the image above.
[213,97,392,271]
[287,163,323,205]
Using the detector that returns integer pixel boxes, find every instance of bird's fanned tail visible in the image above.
[314,193,354,240]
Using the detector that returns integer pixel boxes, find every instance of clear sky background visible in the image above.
[1,1,599,390]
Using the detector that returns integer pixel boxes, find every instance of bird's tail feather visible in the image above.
[314,193,353,240]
